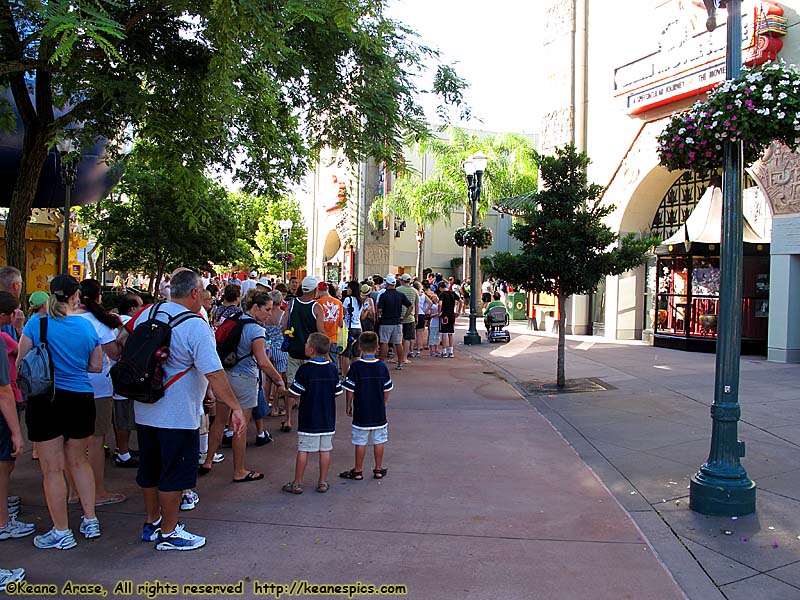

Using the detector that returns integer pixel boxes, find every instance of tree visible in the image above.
[254,196,307,276]
[488,145,657,387]
[369,128,537,277]
[78,154,247,291]
[0,0,468,294]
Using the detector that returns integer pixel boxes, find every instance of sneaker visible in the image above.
[255,432,273,446]
[114,453,139,468]
[141,517,162,542]
[180,491,199,511]
[6,496,20,507]
[0,568,25,592]
[33,528,77,550]
[212,452,225,463]
[79,516,101,540]
[0,516,35,540]
[8,503,19,517]
[155,523,206,551]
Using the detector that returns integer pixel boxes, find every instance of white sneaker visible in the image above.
[0,516,35,540]
[180,491,199,511]
[155,523,206,551]
[0,568,25,592]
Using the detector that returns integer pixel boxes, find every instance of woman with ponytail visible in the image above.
[73,279,126,507]
[17,274,103,549]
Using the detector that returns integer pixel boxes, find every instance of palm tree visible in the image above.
[369,128,537,278]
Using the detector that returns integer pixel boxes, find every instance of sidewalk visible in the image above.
[462,319,800,600]
[2,343,683,599]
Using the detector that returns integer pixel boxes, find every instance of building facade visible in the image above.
[541,0,800,361]
[298,139,521,284]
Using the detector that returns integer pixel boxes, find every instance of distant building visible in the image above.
[298,130,534,284]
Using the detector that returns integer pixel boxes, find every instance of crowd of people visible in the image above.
[0,264,498,592]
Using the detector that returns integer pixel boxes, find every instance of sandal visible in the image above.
[281,482,303,494]
[373,468,388,479]
[316,482,330,493]
[338,469,364,480]
[233,471,264,483]
[280,422,292,432]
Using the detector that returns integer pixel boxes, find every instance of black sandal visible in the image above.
[280,422,292,432]
[339,469,363,480]
[373,468,387,479]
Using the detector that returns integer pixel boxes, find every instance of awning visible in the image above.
[659,185,768,251]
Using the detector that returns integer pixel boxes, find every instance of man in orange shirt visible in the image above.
[316,282,344,377]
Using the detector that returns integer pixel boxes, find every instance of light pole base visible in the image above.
[690,470,756,517]
[464,332,482,345]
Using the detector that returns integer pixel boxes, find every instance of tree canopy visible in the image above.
[254,195,307,276]
[78,152,248,291]
[0,0,468,291]
[489,145,656,386]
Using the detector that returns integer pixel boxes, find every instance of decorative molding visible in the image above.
[750,142,800,215]
[364,244,390,266]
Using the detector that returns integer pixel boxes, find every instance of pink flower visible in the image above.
[705,151,713,157]
[689,151,696,159]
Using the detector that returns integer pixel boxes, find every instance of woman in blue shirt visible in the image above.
[17,274,103,550]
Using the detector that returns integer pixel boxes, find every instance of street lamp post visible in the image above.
[56,139,77,275]
[463,152,488,346]
[690,0,756,517]
[278,219,293,283]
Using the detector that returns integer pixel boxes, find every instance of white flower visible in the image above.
[763,92,773,101]
[779,92,788,100]
[764,83,773,92]
[678,128,686,134]
[778,112,786,119]
[685,137,694,144]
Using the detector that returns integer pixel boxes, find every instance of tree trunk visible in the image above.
[415,227,424,278]
[6,125,51,296]
[557,292,567,387]
[86,243,99,279]
[147,272,155,294]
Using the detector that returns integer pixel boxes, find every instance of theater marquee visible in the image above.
[614,0,786,115]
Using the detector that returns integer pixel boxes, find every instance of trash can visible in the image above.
[506,292,527,320]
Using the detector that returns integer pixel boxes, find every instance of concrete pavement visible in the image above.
[2,342,683,599]
[462,318,800,600]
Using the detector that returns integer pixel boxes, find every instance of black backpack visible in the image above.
[110,303,201,404]
[215,312,256,368]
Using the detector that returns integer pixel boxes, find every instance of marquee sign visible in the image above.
[614,1,786,115]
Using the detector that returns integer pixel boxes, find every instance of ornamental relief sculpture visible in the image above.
[750,142,800,215]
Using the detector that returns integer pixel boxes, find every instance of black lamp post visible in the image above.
[463,152,487,346]
[690,0,756,517]
[278,218,293,283]
[57,139,77,275]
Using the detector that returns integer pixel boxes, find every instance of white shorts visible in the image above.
[351,424,388,446]
[298,432,334,452]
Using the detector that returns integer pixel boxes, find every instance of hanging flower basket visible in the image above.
[455,224,493,249]
[276,251,295,264]
[657,60,800,174]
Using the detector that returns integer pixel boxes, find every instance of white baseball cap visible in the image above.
[385,275,396,285]
[301,275,320,292]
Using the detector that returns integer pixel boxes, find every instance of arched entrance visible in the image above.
[322,229,342,284]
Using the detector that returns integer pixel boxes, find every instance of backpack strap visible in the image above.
[227,315,258,366]
[160,311,203,390]
[39,316,55,400]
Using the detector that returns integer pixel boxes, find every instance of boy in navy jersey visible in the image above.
[283,333,342,494]
[339,331,392,481]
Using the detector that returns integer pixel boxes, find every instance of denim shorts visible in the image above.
[252,388,269,420]
[136,424,199,492]
[351,424,388,446]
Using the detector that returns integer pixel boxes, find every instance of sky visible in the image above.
[387,0,543,135]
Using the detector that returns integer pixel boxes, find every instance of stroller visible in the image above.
[484,305,511,343]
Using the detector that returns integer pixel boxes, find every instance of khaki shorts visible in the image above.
[379,324,402,345]
[297,432,334,452]
[94,396,114,440]
[287,357,306,385]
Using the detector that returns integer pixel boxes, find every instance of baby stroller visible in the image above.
[484,305,511,343]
